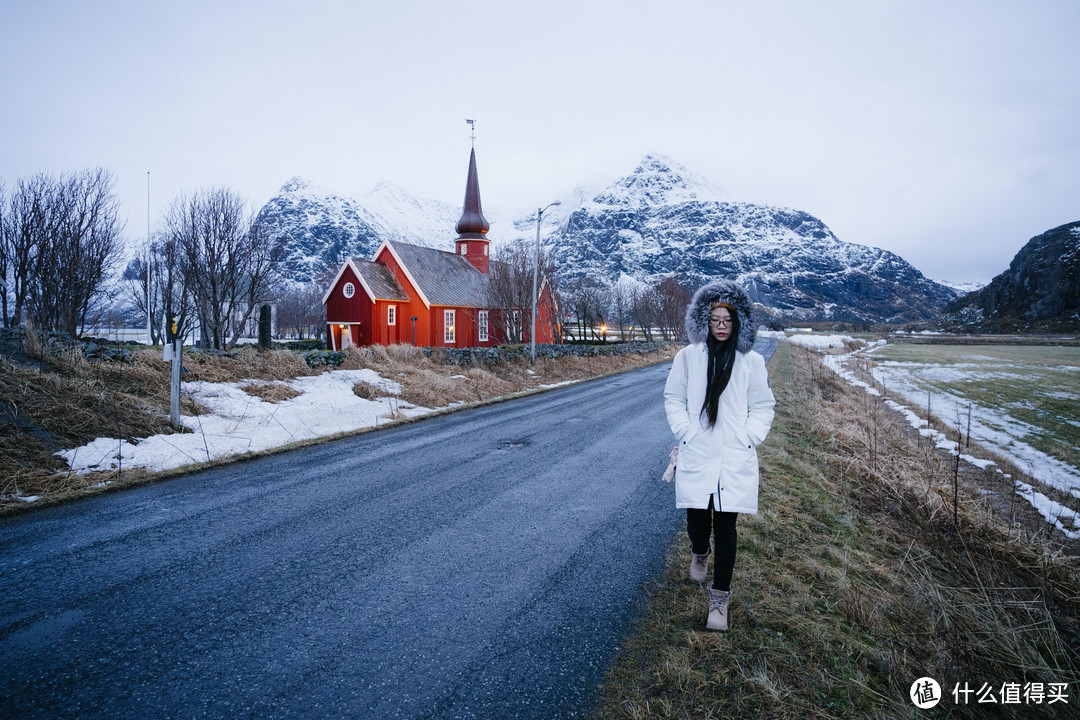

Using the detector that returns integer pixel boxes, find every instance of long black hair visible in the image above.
[700,305,740,428]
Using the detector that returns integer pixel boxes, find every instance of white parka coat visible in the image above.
[663,280,776,513]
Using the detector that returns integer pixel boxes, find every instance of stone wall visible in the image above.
[421,342,673,367]
[300,342,672,369]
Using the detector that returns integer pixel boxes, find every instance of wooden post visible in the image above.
[258,304,272,351]
[169,316,182,429]
[170,339,181,428]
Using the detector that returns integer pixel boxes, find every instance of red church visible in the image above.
[322,149,558,350]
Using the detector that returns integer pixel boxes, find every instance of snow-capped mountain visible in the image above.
[504,154,958,324]
[935,280,986,295]
[256,178,383,286]
[256,177,459,287]
[359,182,462,248]
[257,156,959,324]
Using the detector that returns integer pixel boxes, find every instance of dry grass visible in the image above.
[592,342,1079,719]
[335,344,678,410]
[0,341,676,509]
[337,344,518,408]
[0,350,174,501]
[184,346,316,383]
[239,381,303,403]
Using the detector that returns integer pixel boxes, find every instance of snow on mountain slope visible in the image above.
[358,182,461,250]
[258,156,959,323]
[256,177,463,290]
[256,177,384,287]
[500,154,959,323]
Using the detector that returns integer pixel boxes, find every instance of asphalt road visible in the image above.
[1,338,779,720]
[1,361,684,720]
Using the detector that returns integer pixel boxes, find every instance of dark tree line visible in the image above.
[562,275,692,342]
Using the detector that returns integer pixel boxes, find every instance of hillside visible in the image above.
[940,221,1080,333]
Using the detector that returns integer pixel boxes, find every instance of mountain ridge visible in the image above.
[499,155,958,324]
[256,155,960,324]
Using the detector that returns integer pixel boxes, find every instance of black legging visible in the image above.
[686,499,738,591]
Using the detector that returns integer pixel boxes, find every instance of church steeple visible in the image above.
[455,146,490,273]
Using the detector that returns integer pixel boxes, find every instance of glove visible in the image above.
[662,446,678,482]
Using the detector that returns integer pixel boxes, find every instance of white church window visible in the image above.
[343,282,355,299]
[478,310,489,342]
[444,310,456,343]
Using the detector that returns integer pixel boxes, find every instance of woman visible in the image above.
[663,279,775,631]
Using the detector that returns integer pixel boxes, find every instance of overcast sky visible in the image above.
[2,0,1077,285]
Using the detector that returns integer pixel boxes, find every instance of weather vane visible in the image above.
[466,118,475,147]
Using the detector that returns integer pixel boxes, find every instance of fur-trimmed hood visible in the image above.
[685,279,756,353]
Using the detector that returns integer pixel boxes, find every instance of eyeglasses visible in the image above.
[709,316,733,327]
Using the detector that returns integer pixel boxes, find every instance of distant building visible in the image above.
[322,148,557,349]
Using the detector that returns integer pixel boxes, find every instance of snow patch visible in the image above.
[57,368,432,475]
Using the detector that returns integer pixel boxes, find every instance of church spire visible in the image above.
[455,142,491,274]
[455,147,489,239]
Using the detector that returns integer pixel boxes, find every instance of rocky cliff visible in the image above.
[940,221,1080,332]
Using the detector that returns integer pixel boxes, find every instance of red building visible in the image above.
[322,149,557,349]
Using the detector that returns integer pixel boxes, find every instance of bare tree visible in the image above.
[122,227,199,344]
[564,277,609,341]
[1,174,49,328]
[275,281,326,340]
[610,278,636,340]
[488,239,557,344]
[654,276,692,341]
[0,169,124,338]
[0,179,8,325]
[630,283,657,341]
[166,188,282,350]
[228,217,281,347]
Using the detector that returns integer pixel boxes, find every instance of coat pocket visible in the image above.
[726,429,759,475]
[678,429,715,475]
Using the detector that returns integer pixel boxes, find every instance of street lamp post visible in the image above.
[531,201,560,363]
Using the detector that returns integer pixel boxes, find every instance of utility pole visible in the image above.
[146,171,152,345]
[531,201,560,363]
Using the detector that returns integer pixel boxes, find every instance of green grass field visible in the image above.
[870,343,1080,474]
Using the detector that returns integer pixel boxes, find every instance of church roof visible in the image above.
[386,240,492,308]
[351,259,410,302]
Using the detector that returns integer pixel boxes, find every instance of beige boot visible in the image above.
[707,588,730,631]
[689,551,709,583]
